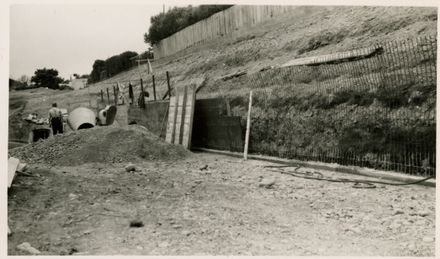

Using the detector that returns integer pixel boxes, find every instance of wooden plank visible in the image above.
[165,96,178,143]
[182,85,196,149]
[281,46,381,67]
[152,75,157,101]
[173,87,186,145]
[244,91,253,160]
[179,86,188,144]
[8,157,20,188]
[162,71,172,100]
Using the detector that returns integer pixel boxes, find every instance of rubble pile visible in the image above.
[9,125,189,166]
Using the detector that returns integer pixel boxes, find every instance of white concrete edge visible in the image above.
[192,147,436,187]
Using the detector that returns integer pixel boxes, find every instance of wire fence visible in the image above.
[96,71,176,108]
[214,35,436,177]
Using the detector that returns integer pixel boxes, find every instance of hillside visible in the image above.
[89,6,437,92]
[9,6,437,173]
[11,6,436,109]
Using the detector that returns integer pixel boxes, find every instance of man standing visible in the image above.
[49,103,63,135]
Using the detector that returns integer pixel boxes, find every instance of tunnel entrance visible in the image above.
[32,128,51,142]
[77,123,94,130]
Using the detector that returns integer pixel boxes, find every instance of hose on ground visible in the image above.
[265,165,434,187]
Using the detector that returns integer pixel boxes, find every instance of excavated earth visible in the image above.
[9,125,189,166]
[8,148,435,255]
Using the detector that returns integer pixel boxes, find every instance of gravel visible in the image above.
[9,125,190,166]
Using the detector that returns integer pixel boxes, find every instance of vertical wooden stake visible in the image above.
[117,82,124,105]
[140,78,145,109]
[106,88,110,104]
[166,71,171,99]
[244,90,253,160]
[225,98,231,116]
[152,75,157,101]
[113,85,117,106]
[100,89,104,103]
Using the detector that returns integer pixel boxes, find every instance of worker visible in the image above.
[48,103,63,135]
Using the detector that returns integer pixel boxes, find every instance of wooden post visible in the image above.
[244,90,253,160]
[166,71,171,99]
[225,98,231,116]
[106,88,110,104]
[152,75,157,101]
[128,81,134,104]
[113,85,117,106]
[117,82,124,105]
[140,78,145,109]
[100,89,104,103]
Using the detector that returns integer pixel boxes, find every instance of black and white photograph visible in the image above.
[3,0,437,256]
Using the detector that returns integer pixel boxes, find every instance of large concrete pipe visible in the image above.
[97,105,117,126]
[67,107,96,130]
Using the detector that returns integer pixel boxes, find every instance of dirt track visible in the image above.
[8,152,435,256]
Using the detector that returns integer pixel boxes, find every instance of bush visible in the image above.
[88,51,138,84]
[30,68,63,89]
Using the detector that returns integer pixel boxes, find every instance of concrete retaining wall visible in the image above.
[127,101,169,138]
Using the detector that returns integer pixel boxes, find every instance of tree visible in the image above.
[9,78,29,90]
[9,78,17,90]
[31,68,63,89]
[18,75,29,86]
[144,5,233,45]
[88,51,137,84]
[89,60,106,83]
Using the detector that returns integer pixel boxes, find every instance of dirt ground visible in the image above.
[8,152,435,256]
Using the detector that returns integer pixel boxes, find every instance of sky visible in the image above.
[9,4,177,80]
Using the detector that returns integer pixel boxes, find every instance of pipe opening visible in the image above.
[33,128,51,142]
[77,123,94,130]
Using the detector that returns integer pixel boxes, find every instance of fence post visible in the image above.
[140,78,145,109]
[244,90,253,160]
[152,75,157,101]
[166,71,171,99]
[106,88,110,104]
[128,82,134,105]
[100,89,104,104]
[113,85,117,106]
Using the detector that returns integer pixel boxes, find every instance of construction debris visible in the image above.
[219,70,247,81]
[17,242,41,255]
[129,220,144,228]
[199,164,209,171]
[281,46,382,67]
[418,211,431,217]
[8,157,20,188]
[258,177,276,188]
[125,163,137,172]
[24,113,47,125]
[259,65,276,72]
[16,162,28,173]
